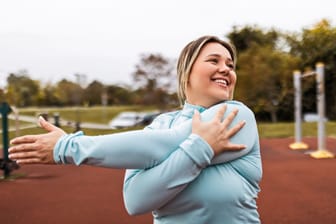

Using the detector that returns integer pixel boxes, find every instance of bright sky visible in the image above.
[0,0,335,88]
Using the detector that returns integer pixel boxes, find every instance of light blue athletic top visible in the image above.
[53,101,261,223]
[123,101,262,224]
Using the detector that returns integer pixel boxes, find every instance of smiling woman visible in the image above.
[8,35,261,224]
[123,35,262,224]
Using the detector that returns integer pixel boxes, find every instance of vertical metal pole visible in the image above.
[1,102,11,177]
[289,70,308,150]
[315,63,326,150]
[310,62,334,158]
[294,71,302,143]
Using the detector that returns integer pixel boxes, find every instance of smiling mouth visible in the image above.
[212,78,229,86]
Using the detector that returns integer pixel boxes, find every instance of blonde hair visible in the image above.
[176,35,237,105]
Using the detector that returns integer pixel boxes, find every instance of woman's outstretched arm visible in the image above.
[9,101,255,169]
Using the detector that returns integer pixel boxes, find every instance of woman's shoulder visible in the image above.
[215,100,254,113]
[225,100,246,107]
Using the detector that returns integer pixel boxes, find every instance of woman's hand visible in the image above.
[192,104,246,156]
[9,116,66,165]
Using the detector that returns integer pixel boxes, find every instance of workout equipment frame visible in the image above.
[289,63,334,159]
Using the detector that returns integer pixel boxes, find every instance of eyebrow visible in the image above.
[206,53,233,62]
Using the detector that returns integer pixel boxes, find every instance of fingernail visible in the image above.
[38,116,44,127]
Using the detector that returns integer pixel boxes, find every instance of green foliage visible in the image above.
[228,25,300,122]
[131,53,177,106]
[55,79,83,106]
[227,20,336,122]
[228,25,278,52]
[6,71,40,107]
[286,19,336,119]
[106,85,134,105]
[83,80,105,106]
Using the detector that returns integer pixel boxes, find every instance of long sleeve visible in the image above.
[54,101,257,169]
[123,101,259,215]
[123,134,214,215]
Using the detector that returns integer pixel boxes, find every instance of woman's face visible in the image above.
[185,42,237,108]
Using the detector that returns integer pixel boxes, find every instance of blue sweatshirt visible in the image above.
[52,101,261,223]
[123,101,262,224]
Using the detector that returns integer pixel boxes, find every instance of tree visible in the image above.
[54,79,83,106]
[227,25,299,121]
[6,70,40,107]
[228,25,278,53]
[132,53,177,106]
[234,45,299,122]
[105,84,133,105]
[83,80,105,106]
[0,88,5,102]
[287,19,336,119]
[39,83,61,106]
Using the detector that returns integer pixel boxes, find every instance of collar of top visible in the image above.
[181,102,207,119]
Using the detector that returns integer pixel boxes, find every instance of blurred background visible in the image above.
[1,1,336,223]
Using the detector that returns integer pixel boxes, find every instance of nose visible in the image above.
[218,63,230,74]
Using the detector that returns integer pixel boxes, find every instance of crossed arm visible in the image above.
[9,102,255,170]
[123,101,259,215]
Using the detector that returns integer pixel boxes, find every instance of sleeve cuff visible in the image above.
[180,133,214,168]
[53,131,84,164]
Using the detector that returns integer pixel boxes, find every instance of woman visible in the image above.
[8,36,261,223]
[123,36,262,223]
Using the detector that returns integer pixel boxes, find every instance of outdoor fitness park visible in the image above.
[1,63,335,224]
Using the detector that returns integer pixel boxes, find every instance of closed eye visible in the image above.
[227,63,235,69]
[207,58,218,64]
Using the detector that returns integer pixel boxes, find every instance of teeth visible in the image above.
[214,79,228,85]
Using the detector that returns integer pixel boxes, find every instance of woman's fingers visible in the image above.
[9,142,54,164]
[9,150,37,160]
[10,135,39,145]
[224,142,247,151]
[221,108,239,127]
[38,116,61,132]
[192,109,201,126]
[214,104,227,121]
[15,158,43,165]
[226,120,246,138]
[9,134,46,153]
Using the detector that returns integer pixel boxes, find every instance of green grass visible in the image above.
[16,105,157,124]
[257,121,336,138]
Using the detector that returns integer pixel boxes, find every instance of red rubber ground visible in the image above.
[1,137,335,224]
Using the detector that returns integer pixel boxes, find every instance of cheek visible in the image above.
[189,72,207,87]
[231,74,237,86]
